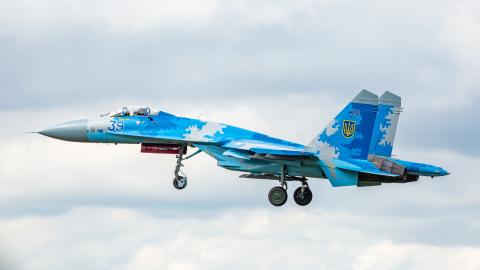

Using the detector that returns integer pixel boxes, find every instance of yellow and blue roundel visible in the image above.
[342,120,356,138]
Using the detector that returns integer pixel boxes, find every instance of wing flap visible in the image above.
[223,149,251,160]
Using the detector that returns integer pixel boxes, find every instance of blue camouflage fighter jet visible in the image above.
[38,90,449,206]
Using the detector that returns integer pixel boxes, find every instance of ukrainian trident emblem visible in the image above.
[342,120,356,138]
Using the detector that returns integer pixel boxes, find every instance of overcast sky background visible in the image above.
[0,0,479,269]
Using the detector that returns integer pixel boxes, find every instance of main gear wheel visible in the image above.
[293,186,312,206]
[268,186,288,206]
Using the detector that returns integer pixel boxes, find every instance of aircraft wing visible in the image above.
[221,140,316,157]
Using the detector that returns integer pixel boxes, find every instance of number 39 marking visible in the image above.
[108,120,124,131]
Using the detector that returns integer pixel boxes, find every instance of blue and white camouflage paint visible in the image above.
[39,91,449,190]
[369,91,402,157]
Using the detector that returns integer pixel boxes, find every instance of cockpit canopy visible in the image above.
[101,105,161,117]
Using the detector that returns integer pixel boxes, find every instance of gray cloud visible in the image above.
[0,207,479,270]
[400,95,480,157]
[1,1,479,269]
[2,0,478,111]
[0,103,478,249]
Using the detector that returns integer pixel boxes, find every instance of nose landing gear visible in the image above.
[173,175,187,189]
[173,145,187,190]
[172,146,202,190]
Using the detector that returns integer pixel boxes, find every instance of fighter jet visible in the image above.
[38,90,449,206]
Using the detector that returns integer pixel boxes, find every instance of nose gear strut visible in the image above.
[173,145,187,189]
[173,146,202,190]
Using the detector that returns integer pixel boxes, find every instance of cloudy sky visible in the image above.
[1,0,479,269]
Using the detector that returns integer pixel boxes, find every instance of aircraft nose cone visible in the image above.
[39,119,88,142]
[434,168,450,176]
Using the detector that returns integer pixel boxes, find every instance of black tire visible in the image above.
[268,186,288,206]
[293,186,313,206]
[173,176,187,190]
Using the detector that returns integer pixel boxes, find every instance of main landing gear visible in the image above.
[293,182,312,206]
[268,164,288,206]
[267,165,313,207]
[268,186,288,206]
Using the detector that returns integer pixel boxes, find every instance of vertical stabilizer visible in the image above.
[369,91,402,157]
[308,90,378,160]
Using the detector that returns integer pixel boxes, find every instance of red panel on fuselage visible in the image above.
[141,143,187,154]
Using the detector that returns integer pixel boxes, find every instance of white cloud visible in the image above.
[353,241,480,270]
[0,97,324,207]
[2,0,476,41]
[0,1,479,269]
[0,102,477,270]
[0,97,478,207]
[2,0,479,118]
[1,207,479,270]
[0,0,219,35]
[0,0,330,35]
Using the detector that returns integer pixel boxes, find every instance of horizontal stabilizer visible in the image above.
[320,158,401,187]
[332,158,400,177]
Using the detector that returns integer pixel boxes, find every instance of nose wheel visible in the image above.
[173,176,187,190]
[171,146,202,190]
